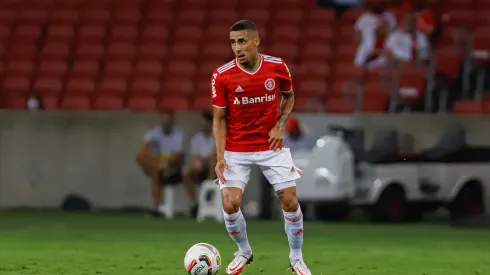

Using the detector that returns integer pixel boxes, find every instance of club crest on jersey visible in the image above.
[264,78,275,91]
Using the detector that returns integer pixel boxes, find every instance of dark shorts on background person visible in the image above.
[159,167,183,185]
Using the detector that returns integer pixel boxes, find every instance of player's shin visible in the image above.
[223,209,252,255]
[283,205,304,262]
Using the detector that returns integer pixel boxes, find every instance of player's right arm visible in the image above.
[210,70,228,183]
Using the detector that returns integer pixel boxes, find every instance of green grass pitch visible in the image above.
[1,211,490,275]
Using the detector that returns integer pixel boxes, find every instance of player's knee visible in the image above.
[282,197,299,212]
[221,190,242,214]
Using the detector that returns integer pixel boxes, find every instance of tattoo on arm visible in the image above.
[276,190,284,200]
[278,90,294,128]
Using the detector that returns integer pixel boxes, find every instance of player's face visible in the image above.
[229,30,259,65]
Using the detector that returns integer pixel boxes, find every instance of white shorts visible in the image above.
[219,148,301,191]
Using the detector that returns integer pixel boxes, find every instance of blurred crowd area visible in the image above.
[0,0,488,114]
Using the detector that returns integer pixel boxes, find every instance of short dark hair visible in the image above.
[230,20,258,33]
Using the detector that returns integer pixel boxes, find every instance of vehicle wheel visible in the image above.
[314,202,350,221]
[371,185,406,223]
[450,182,485,221]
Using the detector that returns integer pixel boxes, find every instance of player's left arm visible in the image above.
[269,61,295,150]
[276,60,295,129]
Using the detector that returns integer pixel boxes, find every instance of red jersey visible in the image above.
[210,54,293,152]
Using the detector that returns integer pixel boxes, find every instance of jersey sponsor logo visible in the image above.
[264,78,275,91]
[235,86,244,93]
[233,94,276,105]
[211,73,218,98]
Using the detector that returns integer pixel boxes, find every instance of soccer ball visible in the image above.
[184,243,222,275]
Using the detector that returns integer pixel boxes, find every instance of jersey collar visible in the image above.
[235,53,263,75]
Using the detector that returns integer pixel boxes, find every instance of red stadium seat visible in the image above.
[174,26,203,42]
[241,9,270,24]
[127,95,157,110]
[41,94,59,110]
[159,96,189,111]
[33,76,63,95]
[112,8,141,24]
[137,43,167,60]
[2,76,31,93]
[144,9,174,25]
[0,24,11,40]
[134,61,163,77]
[272,9,304,24]
[326,97,355,113]
[5,41,37,59]
[99,77,128,94]
[51,9,79,23]
[302,44,332,61]
[297,80,328,96]
[191,95,212,111]
[169,44,199,60]
[60,94,91,110]
[163,78,194,95]
[37,59,68,77]
[130,77,161,95]
[166,60,197,78]
[141,26,170,43]
[42,42,70,59]
[106,43,135,59]
[271,0,303,9]
[75,43,105,59]
[71,60,100,77]
[296,61,330,81]
[93,95,125,110]
[80,8,110,24]
[269,43,298,62]
[0,9,17,23]
[452,100,483,114]
[208,9,239,24]
[19,9,48,24]
[11,24,41,41]
[304,25,334,43]
[363,94,388,113]
[306,9,336,25]
[202,43,231,61]
[271,25,301,42]
[46,24,75,42]
[4,59,34,76]
[176,9,205,24]
[104,60,133,77]
[4,94,26,109]
[108,25,138,43]
[294,96,325,112]
[205,25,231,42]
[65,77,96,95]
[77,25,106,43]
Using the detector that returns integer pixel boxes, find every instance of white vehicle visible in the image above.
[293,126,488,223]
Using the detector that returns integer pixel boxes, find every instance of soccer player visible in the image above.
[211,20,312,275]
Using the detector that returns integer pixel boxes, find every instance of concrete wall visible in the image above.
[0,111,489,210]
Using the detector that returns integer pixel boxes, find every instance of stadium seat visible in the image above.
[304,25,334,43]
[60,94,91,110]
[19,9,48,24]
[272,9,304,25]
[294,96,325,112]
[144,9,174,25]
[80,8,110,24]
[0,24,10,40]
[159,96,189,111]
[46,24,75,42]
[296,61,330,81]
[176,9,206,25]
[174,26,203,42]
[169,44,199,60]
[93,95,125,110]
[5,59,34,76]
[191,95,212,111]
[302,43,332,61]
[363,94,389,113]
[4,94,26,109]
[33,76,63,95]
[130,77,161,95]
[140,26,170,43]
[75,43,105,59]
[306,9,336,25]
[270,25,301,42]
[77,25,106,44]
[11,24,41,41]
[71,60,100,77]
[107,43,136,60]
[41,94,60,110]
[38,60,68,77]
[166,60,197,78]
[2,76,31,94]
[452,100,483,114]
[241,9,270,24]
[163,78,194,95]
[208,9,239,25]
[112,8,141,24]
[269,43,298,62]
[0,9,17,23]
[104,60,133,77]
[297,80,328,96]
[196,77,211,95]
[137,43,167,60]
[202,43,232,61]
[99,77,128,94]
[127,95,157,110]
[42,42,70,59]
[108,25,138,43]
[65,77,96,95]
[5,42,37,59]
[134,61,163,78]
[51,8,79,23]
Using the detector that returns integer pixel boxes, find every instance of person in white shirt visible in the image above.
[136,110,184,217]
[182,112,216,217]
[384,12,430,65]
[283,117,317,152]
[354,6,397,69]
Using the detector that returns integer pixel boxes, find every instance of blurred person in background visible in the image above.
[283,117,317,152]
[182,111,216,217]
[354,4,397,70]
[136,110,184,217]
[26,91,44,111]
